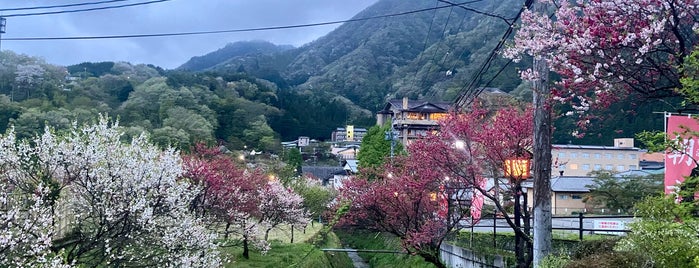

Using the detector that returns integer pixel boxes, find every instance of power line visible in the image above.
[453,0,534,109]
[3,2,477,41]
[416,2,455,98]
[2,0,174,18]
[0,0,132,12]
[410,1,441,95]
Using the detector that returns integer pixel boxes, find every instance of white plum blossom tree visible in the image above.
[259,180,309,241]
[0,116,221,267]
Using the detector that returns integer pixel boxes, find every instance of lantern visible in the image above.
[504,158,531,180]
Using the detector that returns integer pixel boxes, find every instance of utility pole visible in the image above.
[0,17,5,52]
[531,0,552,266]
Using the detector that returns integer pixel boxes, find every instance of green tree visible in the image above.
[616,196,699,267]
[243,115,280,152]
[291,177,335,226]
[285,147,303,175]
[0,95,21,134]
[584,171,663,214]
[356,124,402,170]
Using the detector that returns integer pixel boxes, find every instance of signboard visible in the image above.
[297,136,310,147]
[346,125,354,141]
[665,115,699,195]
[592,220,626,235]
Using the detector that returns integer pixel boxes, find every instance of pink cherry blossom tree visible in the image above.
[184,144,268,259]
[184,144,309,259]
[340,105,534,268]
[505,0,699,125]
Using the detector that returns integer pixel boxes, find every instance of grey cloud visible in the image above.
[0,0,377,68]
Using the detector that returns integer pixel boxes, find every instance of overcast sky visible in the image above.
[0,0,378,69]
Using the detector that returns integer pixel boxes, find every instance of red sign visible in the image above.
[665,115,699,194]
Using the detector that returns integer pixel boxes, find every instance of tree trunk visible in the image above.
[290,225,294,243]
[532,0,553,265]
[265,228,271,241]
[243,235,250,259]
[224,222,231,239]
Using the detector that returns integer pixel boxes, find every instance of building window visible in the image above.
[430,113,447,121]
[559,194,569,200]
[605,164,613,170]
[617,154,624,160]
[569,164,579,170]
[407,112,421,120]
[571,194,583,200]
[594,153,601,159]
[558,152,566,158]
[629,165,637,170]
[605,153,612,159]
[629,154,637,159]
[582,164,590,170]
[617,165,625,171]
[570,152,578,158]
[582,153,590,158]
[594,164,602,170]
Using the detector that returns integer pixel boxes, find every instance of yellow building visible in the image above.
[552,138,642,177]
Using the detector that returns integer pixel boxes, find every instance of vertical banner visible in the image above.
[665,115,699,194]
[470,177,487,223]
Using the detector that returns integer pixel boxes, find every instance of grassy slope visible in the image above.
[222,224,353,268]
[335,229,436,268]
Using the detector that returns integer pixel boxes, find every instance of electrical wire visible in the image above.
[416,2,455,97]
[2,0,174,18]
[452,0,534,109]
[410,0,441,94]
[0,0,132,12]
[3,1,480,41]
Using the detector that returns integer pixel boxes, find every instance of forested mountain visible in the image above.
[0,0,674,150]
[180,0,528,111]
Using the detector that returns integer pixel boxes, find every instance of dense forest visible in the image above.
[0,52,375,152]
[0,0,676,150]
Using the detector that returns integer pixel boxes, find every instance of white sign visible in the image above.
[593,220,626,235]
[298,136,310,147]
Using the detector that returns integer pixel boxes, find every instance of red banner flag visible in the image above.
[665,115,699,194]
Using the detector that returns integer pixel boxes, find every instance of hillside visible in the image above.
[0,0,675,149]
[179,0,527,110]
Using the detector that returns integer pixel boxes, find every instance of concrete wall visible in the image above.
[440,243,507,268]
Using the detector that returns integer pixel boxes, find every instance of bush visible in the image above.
[566,252,649,268]
[538,253,570,268]
[570,238,620,259]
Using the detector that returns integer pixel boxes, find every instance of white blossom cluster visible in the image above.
[0,116,220,267]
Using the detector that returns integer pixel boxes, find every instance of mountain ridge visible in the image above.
[178,0,527,110]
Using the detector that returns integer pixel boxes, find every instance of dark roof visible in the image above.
[552,144,641,151]
[639,160,664,170]
[301,166,343,180]
[379,99,452,114]
[522,176,594,192]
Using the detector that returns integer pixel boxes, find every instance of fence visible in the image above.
[462,214,634,252]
